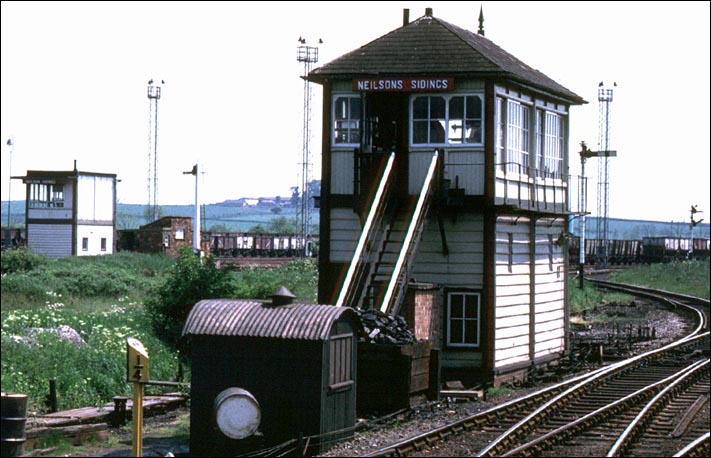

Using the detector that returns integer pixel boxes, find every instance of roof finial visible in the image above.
[478,5,485,36]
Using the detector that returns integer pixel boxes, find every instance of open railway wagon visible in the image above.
[204,231,316,258]
[641,236,710,263]
[568,236,642,265]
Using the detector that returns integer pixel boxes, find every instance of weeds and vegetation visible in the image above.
[486,386,514,397]
[1,248,319,414]
[1,299,181,414]
[232,257,318,303]
[145,246,236,355]
[1,249,175,310]
[568,281,633,314]
[609,260,710,299]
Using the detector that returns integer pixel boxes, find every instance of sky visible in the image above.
[1,1,709,224]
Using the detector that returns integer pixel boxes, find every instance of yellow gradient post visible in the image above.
[126,338,150,457]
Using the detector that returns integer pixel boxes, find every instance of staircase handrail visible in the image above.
[380,150,439,314]
[335,152,396,308]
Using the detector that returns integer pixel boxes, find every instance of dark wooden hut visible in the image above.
[182,293,359,456]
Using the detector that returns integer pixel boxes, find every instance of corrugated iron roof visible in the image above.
[182,299,357,341]
[309,14,585,105]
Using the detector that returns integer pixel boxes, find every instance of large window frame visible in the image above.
[333,95,362,146]
[411,94,484,146]
[446,291,481,348]
[496,95,566,179]
[29,183,65,208]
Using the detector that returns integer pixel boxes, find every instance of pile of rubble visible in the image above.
[355,309,417,344]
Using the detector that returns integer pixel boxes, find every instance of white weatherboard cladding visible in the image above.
[443,149,485,195]
[28,224,72,259]
[76,225,114,256]
[411,213,484,288]
[534,219,566,357]
[493,216,567,369]
[329,208,360,263]
[77,175,114,222]
[330,150,355,195]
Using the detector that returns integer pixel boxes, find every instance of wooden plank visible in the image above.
[27,395,187,428]
[25,423,109,449]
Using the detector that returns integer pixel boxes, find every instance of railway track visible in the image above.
[359,282,710,457]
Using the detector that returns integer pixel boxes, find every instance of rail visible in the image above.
[335,152,395,308]
[380,150,439,315]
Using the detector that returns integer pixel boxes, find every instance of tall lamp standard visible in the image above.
[5,136,13,248]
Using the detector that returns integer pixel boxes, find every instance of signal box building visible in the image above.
[17,163,117,259]
[309,8,586,384]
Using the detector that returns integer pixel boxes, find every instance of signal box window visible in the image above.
[29,183,65,208]
[334,96,362,145]
[412,94,483,146]
[82,237,89,251]
[446,291,481,347]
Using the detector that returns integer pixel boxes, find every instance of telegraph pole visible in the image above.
[183,164,201,257]
[4,136,13,248]
[690,205,704,257]
[578,141,617,288]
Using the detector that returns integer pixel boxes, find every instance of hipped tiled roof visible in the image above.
[309,14,585,105]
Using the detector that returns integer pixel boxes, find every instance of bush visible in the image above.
[232,258,318,302]
[1,248,49,275]
[145,246,235,355]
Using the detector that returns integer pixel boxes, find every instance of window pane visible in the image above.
[466,120,481,143]
[465,296,477,318]
[413,97,428,119]
[350,98,362,119]
[450,294,463,318]
[448,97,464,144]
[465,320,477,344]
[335,97,348,120]
[451,321,463,343]
[413,120,428,144]
[449,96,464,118]
[430,97,445,118]
[430,121,445,143]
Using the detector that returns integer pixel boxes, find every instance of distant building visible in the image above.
[117,216,194,257]
[16,164,117,258]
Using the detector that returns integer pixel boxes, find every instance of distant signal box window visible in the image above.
[29,183,64,208]
[333,96,362,145]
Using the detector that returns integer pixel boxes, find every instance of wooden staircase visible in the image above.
[336,150,440,316]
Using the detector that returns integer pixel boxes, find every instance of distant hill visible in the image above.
[2,200,708,238]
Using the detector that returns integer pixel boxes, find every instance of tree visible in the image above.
[208,223,229,232]
[145,246,235,356]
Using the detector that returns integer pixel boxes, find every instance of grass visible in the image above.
[609,260,710,299]
[1,249,319,414]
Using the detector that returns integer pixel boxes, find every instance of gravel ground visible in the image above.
[320,296,695,457]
